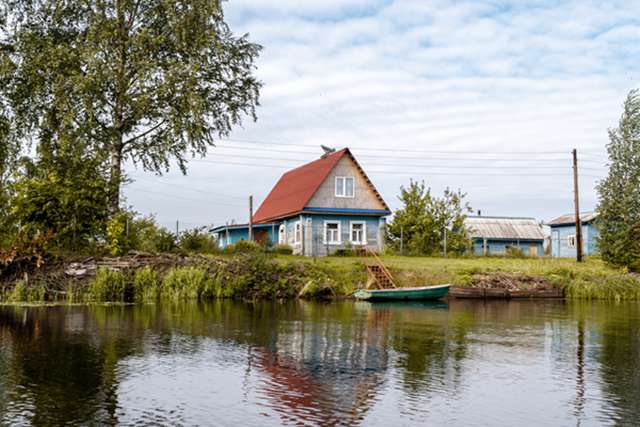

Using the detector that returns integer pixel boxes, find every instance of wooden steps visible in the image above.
[364,250,396,289]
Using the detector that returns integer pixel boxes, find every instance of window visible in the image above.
[350,222,366,245]
[278,224,286,245]
[567,235,576,248]
[335,177,355,198]
[294,222,302,244]
[324,221,341,244]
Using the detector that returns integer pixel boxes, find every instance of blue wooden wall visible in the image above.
[550,223,599,257]
[472,239,544,256]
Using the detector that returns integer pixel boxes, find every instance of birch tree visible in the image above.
[1,0,262,213]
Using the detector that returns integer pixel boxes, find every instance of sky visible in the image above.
[123,0,640,231]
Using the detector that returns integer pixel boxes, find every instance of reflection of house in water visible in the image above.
[250,303,392,425]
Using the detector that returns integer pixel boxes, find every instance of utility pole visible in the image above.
[400,225,404,256]
[175,220,179,237]
[443,226,447,258]
[572,149,584,262]
[248,195,253,242]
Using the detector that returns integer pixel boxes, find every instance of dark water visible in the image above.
[1,300,639,426]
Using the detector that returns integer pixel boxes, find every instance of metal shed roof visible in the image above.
[464,216,545,240]
[547,212,597,226]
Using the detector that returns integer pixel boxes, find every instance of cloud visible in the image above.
[124,0,640,227]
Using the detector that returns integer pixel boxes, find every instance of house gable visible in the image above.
[306,153,387,212]
[252,148,389,224]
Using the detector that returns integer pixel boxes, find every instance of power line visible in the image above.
[191,153,607,172]
[213,143,608,164]
[195,159,605,178]
[132,176,246,200]
[220,137,604,156]
[124,186,247,207]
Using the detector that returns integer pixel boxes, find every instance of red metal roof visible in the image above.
[252,149,349,224]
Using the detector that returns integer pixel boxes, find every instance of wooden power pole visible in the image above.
[572,149,584,262]
[248,195,253,241]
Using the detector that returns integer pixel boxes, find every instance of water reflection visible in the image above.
[0,300,639,426]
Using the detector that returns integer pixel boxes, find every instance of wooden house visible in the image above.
[548,212,599,257]
[211,148,391,256]
[464,216,545,256]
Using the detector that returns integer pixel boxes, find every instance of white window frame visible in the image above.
[323,221,342,245]
[278,224,286,245]
[350,221,367,245]
[567,234,576,248]
[335,176,355,198]
[294,221,302,244]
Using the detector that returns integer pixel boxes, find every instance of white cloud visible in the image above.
[124,0,640,227]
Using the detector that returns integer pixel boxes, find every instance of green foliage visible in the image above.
[106,212,177,255]
[505,246,526,258]
[89,268,129,302]
[179,228,218,253]
[388,180,472,256]
[160,266,218,301]
[597,89,640,271]
[225,240,262,254]
[2,0,262,212]
[10,142,109,251]
[133,266,160,302]
[565,275,640,301]
[270,244,293,255]
[6,280,47,302]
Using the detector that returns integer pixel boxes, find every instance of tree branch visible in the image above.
[122,119,167,147]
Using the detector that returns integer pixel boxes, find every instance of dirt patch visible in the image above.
[470,272,555,290]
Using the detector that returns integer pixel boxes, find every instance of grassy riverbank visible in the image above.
[275,255,640,300]
[2,253,640,303]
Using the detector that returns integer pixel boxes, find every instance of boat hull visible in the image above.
[354,285,450,301]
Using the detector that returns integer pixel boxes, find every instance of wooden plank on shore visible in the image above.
[449,286,564,299]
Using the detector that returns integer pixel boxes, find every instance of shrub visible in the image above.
[505,246,526,258]
[179,228,218,253]
[225,240,262,254]
[90,268,129,302]
[271,244,293,255]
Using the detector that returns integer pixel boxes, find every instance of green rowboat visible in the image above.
[353,284,450,301]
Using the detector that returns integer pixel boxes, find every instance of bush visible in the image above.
[505,246,526,258]
[90,268,129,302]
[225,240,262,254]
[271,244,293,255]
[107,212,178,255]
[179,228,218,253]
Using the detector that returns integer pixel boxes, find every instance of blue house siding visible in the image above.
[550,223,599,257]
[212,214,385,256]
[212,224,278,248]
[304,214,384,256]
[472,238,544,256]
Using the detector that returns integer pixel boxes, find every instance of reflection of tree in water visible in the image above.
[598,303,640,423]
[0,300,475,426]
[387,301,469,398]
[0,306,141,425]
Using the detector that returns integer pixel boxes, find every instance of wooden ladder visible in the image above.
[364,250,397,289]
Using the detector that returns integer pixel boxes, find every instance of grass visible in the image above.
[2,254,639,303]
[274,254,640,300]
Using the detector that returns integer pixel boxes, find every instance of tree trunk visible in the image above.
[109,0,126,216]
[108,143,122,215]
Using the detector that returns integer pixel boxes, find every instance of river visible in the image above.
[0,300,638,426]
